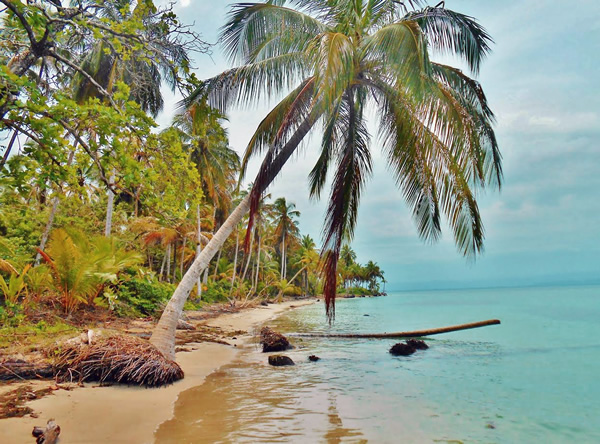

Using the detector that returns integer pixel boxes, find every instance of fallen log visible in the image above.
[32,419,60,444]
[294,319,501,339]
[0,360,54,381]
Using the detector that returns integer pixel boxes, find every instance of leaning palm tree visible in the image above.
[150,0,501,361]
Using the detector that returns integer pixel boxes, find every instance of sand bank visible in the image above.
[0,299,315,444]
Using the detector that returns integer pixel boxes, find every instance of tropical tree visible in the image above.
[271,197,301,280]
[151,0,501,360]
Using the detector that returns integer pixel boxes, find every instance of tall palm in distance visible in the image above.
[150,0,502,360]
[272,197,301,280]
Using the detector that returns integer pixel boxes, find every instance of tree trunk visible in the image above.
[296,319,501,339]
[172,240,178,282]
[165,244,171,282]
[0,130,18,171]
[150,115,317,360]
[280,232,286,280]
[229,224,240,297]
[180,237,187,276]
[213,247,222,278]
[159,248,167,280]
[196,204,202,299]
[104,168,116,237]
[240,226,254,283]
[254,233,261,289]
[35,149,76,265]
[150,196,251,359]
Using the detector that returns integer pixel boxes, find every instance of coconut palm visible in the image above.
[271,197,301,280]
[151,0,501,360]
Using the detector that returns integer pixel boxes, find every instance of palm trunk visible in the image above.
[229,224,240,297]
[254,233,261,289]
[159,249,167,280]
[150,115,317,360]
[280,232,285,279]
[180,237,187,276]
[172,240,178,282]
[196,204,202,299]
[165,244,172,282]
[240,226,254,284]
[213,247,222,278]
[104,168,116,237]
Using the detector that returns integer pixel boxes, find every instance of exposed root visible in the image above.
[54,335,183,387]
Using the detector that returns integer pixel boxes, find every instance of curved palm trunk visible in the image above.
[150,115,317,360]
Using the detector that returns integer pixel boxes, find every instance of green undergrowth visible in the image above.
[0,320,79,352]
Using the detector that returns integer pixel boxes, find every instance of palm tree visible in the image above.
[151,0,501,360]
[271,197,300,280]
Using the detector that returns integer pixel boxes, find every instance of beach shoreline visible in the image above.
[0,299,315,444]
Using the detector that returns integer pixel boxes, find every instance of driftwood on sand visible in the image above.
[32,419,60,444]
[294,319,501,339]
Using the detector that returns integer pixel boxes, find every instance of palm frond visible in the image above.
[320,89,372,321]
[221,2,327,64]
[405,6,493,75]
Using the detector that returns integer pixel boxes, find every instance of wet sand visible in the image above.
[0,299,315,444]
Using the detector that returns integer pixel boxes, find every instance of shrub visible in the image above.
[116,278,175,317]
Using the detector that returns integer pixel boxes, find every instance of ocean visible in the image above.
[156,285,600,443]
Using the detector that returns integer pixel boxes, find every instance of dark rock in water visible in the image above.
[308,355,320,362]
[363,314,370,317]
[389,342,416,356]
[260,327,291,352]
[486,422,496,429]
[406,339,428,350]
[268,355,295,366]
[344,295,355,299]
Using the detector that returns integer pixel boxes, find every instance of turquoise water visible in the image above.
[274,285,600,443]
[160,285,600,443]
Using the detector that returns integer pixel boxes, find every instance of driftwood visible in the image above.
[295,319,501,339]
[32,419,60,444]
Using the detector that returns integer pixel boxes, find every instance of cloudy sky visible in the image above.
[158,0,600,291]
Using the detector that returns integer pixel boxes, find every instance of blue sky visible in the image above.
[158,1,600,291]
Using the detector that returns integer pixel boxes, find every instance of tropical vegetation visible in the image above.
[1,0,500,367]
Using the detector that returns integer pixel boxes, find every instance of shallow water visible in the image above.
[156,285,600,443]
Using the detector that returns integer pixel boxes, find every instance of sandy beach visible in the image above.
[0,299,315,444]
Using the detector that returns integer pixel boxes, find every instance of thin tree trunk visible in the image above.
[165,244,171,282]
[180,237,187,277]
[150,115,317,360]
[240,226,254,284]
[159,249,167,280]
[0,130,18,171]
[280,232,285,280]
[229,224,240,297]
[172,240,178,282]
[213,247,222,278]
[104,168,116,237]
[254,233,261,289]
[196,204,202,299]
[35,149,76,265]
